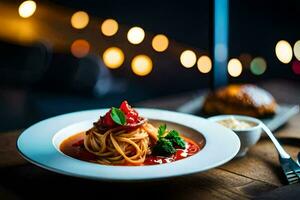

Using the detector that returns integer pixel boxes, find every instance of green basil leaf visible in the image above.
[110,107,126,125]
[158,124,167,138]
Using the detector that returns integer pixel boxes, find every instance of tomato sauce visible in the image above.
[59,132,97,161]
[60,132,204,166]
[143,137,201,165]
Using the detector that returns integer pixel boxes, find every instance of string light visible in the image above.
[102,47,125,69]
[250,57,267,75]
[131,55,153,76]
[275,40,293,64]
[101,19,118,36]
[197,56,212,73]
[71,11,89,29]
[180,50,196,68]
[227,58,242,77]
[71,39,90,58]
[152,34,169,52]
[293,40,300,61]
[127,27,145,44]
[18,1,36,18]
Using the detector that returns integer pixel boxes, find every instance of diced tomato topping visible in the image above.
[119,101,139,124]
[99,109,116,128]
[120,100,132,113]
[97,100,141,128]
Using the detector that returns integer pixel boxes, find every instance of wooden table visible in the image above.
[1,90,300,200]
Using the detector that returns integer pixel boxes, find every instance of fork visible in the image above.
[261,123,300,184]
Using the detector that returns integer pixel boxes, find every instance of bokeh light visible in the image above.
[227,58,242,77]
[131,55,153,76]
[293,40,300,61]
[101,19,118,36]
[152,34,169,52]
[127,27,145,44]
[197,56,212,73]
[180,50,197,68]
[71,11,89,29]
[239,53,252,68]
[250,57,267,75]
[19,1,36,18]
[71,39,90,58]
[102,47,125,69]
[292,60,300,75]
[275,40,293,64]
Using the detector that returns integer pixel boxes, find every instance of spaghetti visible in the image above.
[84,123,157,165]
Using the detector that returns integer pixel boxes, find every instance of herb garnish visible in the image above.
[152,138,176,156]
[158,124,167,138]
[165,130,186,149]
[110,107,126,125]
[152,124,186,156]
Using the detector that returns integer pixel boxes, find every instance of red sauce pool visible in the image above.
[60,132,205,166]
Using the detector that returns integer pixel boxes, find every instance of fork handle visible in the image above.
[261,123,290,159]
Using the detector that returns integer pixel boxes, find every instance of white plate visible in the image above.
[17,108,240,181]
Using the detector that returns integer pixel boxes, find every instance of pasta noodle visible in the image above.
[84,123,158,165]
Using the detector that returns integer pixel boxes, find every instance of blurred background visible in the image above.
[0,0,299,132]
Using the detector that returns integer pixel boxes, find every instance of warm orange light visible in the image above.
[197,56,212,73]
[71,11,89,29]
[127,27,145,44]
[70,39,90,58]
[101,19,119,36]
[228,58,242,77]
[19,1,36,18]
[131,55,153,76]
[102,47,125,69]
[180,50,196,68]
[152,34,169,52]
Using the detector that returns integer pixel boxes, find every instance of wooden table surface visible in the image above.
[0,86,300,199]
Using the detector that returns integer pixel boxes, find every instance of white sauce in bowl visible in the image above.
[217,116,257,130]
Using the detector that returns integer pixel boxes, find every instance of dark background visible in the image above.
[0,0,299,132]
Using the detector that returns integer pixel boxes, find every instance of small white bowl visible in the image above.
[208,115,262,157]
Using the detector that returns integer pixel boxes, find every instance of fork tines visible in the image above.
[279,157,300,184]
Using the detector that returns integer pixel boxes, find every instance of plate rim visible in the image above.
[17,108,240,181]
